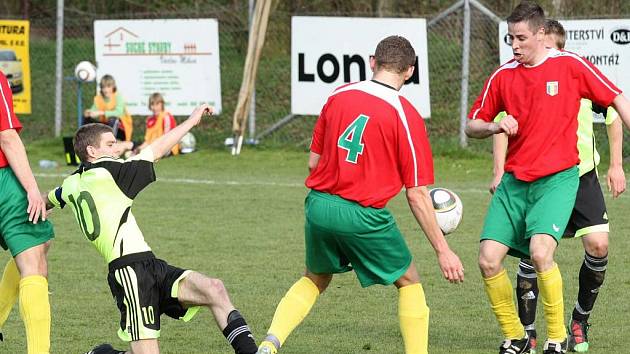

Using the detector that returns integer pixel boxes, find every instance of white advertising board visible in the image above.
[292,16,431,117]
[94,19,221,115]
[499,20,630,107]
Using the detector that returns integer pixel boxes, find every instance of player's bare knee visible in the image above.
[205,277,228,303]
[529,250,553,272]
[395,264,420,288]
[478,253,501,277]
[305,272,332,293]
[583,233,609,258]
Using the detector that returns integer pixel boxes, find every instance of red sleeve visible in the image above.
[0,72,21,133]
[310,99,330,155]
[468,66,505,122]
[399,98,434,187]
[162,113,176,131]
[570,54,621,107]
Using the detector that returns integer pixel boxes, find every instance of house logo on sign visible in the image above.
[103,27,139,53]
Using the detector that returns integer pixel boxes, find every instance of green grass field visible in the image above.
[1,145,629,353]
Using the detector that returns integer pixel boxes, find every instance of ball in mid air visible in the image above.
[429,187,463,235]
[74,61,97,82]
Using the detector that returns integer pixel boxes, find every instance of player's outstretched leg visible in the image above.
[568,232,608,353]
[394,264,430,354]
[516,258,539,353]
[257,272,328,354]
[177,271,257,354]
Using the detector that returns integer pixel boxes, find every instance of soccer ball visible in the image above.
[180,132,196,154]
[429,188,463,235]
[74,61,97,82]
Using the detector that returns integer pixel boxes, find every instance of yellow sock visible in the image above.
[483,269,524,340]
[19,275,50,354]
[398,283,430,354]
[537,263,566,342]
[266,277,319,348]
[0,259,20,327]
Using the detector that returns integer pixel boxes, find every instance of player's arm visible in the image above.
[45,187,65,211]
[308,103,327,173]
[612,94,630,131]
[148,104,212,160]
[308,152,320,172]
[490,133,508,194]
[405,186,464,283]
[605,113,625,198]
[0,129,46,223]
[466,115,518,139]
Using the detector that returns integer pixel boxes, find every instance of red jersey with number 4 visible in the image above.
[469,48,620,182]
[0,71,22,168]
[306,80,434,208]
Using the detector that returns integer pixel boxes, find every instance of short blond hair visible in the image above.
[148,92,165,111]
[99,74,117,96]
[544,19,566,49]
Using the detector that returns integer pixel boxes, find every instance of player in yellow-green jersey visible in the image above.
[490,19,625,354]
[47,105,258,354]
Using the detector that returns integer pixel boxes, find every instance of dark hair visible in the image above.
[507,1,545,33]
[544,19,566,49]
[99,74,117,97]
[74,123,113,162]
[373,35,416,74]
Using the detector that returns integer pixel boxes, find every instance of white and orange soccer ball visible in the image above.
[429,187,463,235]
[74,61,97,82]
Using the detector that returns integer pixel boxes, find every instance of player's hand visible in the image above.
[489,172,503,194]
[607,164,626,198]
[189,104,214,125]
[26,187,46,223]
[436,248,464,283]
[497,115,518,136]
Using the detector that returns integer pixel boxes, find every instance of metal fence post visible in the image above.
[248,0,257,144]
[54,0,64,137]
[459,0,471,147]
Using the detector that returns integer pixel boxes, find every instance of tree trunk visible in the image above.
[21,0,30,19]
[551,0,563,16]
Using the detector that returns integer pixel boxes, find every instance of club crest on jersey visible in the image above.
[546,81,559,96]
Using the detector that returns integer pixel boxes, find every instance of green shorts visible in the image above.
[304,190,412,288]
[0,168,55,257]
[481,166,578,259]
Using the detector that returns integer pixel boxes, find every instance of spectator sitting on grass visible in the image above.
[83,74,133,142]
[134,92,179,156]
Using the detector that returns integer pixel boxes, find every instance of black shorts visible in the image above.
[563,169,608,238]
[107,252,199,341]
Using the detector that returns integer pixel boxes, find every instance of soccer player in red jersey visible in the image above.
[0,70,54,353]
[256,36,464,354]
[466,2,630,354]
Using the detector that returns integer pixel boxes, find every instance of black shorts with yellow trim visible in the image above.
[564,168,609,238]
[107,252,200,342]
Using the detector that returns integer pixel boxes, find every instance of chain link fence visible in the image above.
[13,1,630,157]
